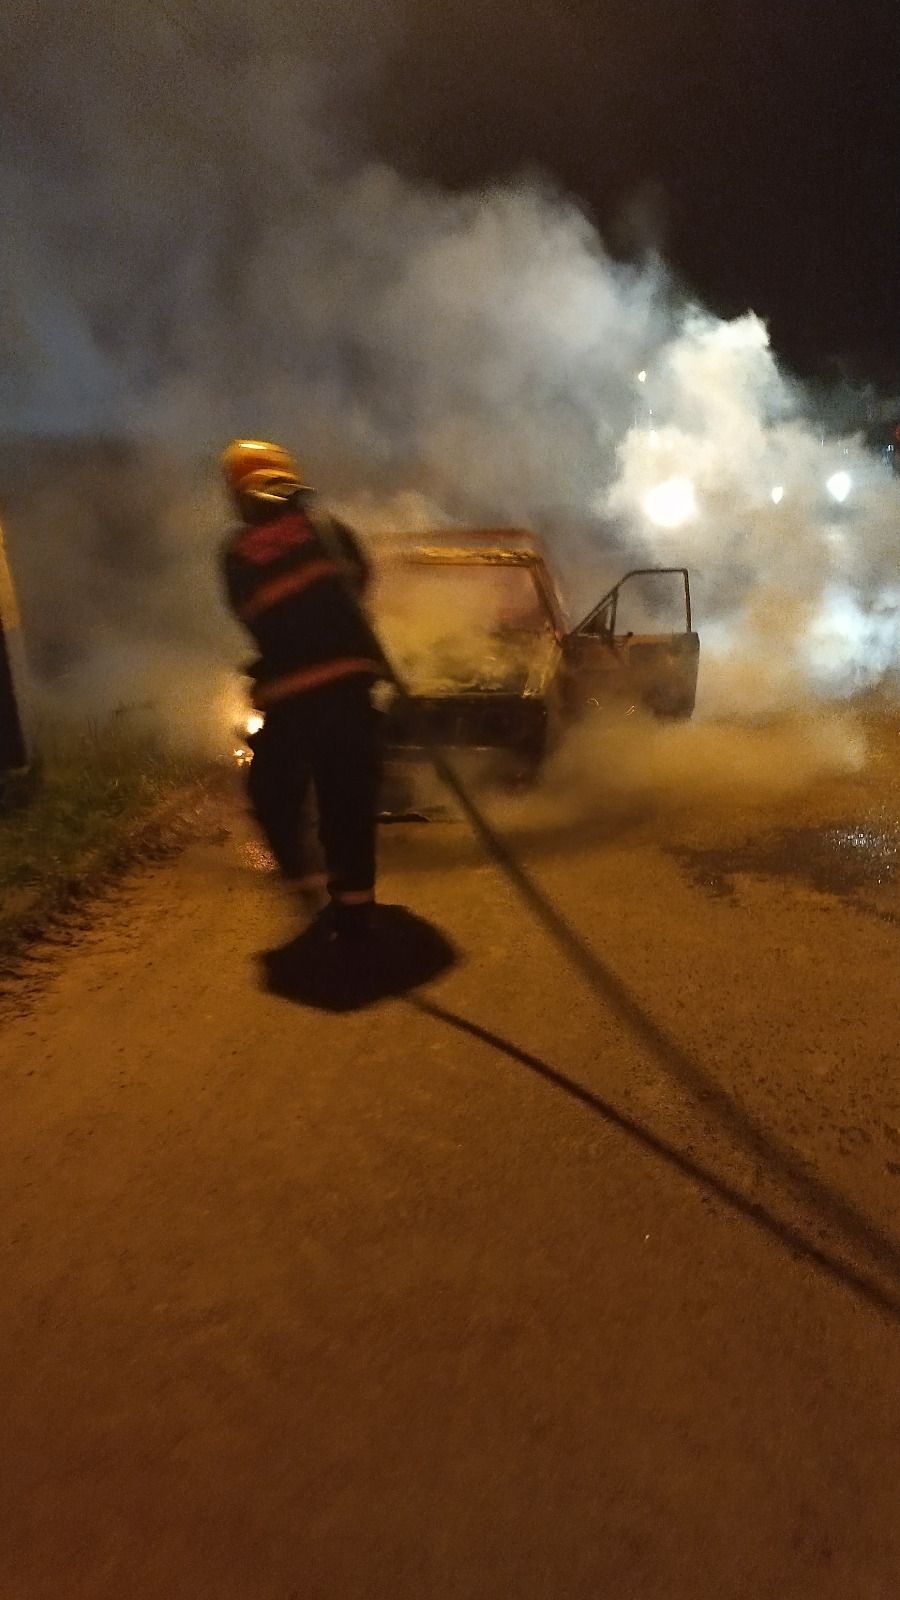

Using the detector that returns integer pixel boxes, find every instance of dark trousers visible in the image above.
[247,679,381,896]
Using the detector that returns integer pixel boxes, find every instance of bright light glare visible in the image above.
[643,476,697,529]
[771,486,784,504]
[826,471,852,503]
[245,712,264,736]
[637,370,647,383]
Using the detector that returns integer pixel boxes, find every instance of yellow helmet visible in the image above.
[219,439,312,506]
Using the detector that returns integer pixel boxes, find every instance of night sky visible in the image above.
[1,0,897,396]
[367,0,900,386]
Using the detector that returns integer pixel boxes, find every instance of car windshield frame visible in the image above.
[389,547,566,641]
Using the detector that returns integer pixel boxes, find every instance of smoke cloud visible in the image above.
[0,1,897,760]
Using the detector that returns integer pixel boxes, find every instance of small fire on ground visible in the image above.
[234,711,264,766]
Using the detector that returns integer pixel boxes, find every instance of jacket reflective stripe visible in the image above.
[236,557,344,621]
[232,512,316,566]
[252,656,382,708]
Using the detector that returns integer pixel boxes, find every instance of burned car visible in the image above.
[375,530,700,781]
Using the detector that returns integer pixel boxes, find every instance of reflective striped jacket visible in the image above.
[221,499,383,709]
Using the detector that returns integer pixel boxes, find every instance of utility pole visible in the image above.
[0,516,31,787]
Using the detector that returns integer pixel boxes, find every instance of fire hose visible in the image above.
[392,715,614,996]
[316,517,612,993]
[309,527,900,1321]
[284,519,900,1325]
[382,678,617,999]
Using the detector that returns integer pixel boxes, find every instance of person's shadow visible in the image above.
[259,904,459,1012]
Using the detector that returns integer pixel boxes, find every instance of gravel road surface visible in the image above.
[2,715,899,1599]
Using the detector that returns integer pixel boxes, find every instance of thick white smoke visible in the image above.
[0,1,897,754]
[606,312,900,712]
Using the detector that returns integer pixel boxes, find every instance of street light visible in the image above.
[643,476,696,529]
[826,471,852,503]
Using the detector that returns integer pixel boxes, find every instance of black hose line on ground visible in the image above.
[312,529,900,1307]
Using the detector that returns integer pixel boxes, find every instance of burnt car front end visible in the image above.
[384,640,559,768]
[376,539,566,787]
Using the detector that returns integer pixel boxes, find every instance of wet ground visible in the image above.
[1,711,900,1598]
[671,817,900,921]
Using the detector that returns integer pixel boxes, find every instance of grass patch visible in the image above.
[0,718,206,954]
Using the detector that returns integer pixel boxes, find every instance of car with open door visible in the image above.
[375,532,699,785]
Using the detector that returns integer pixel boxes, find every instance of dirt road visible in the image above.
[2,719,900,1599]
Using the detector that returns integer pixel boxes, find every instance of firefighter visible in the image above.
[220,439,385,939]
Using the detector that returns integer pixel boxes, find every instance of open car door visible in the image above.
[562,567,700,719]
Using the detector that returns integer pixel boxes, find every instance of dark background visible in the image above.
[366,0,899,386]
[1,0,897,396]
